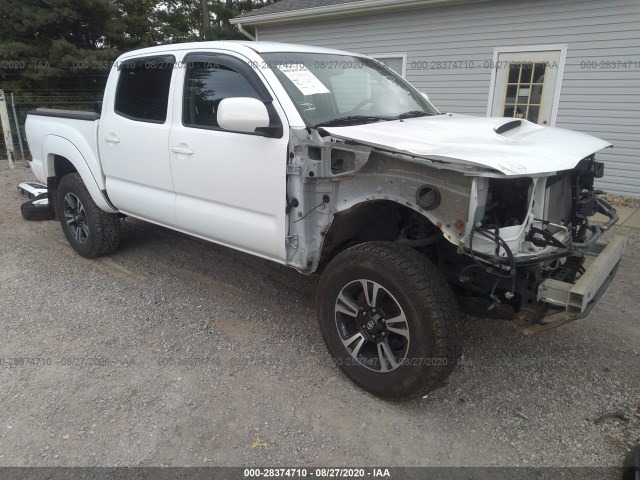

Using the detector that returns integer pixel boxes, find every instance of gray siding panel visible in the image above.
[258,0,640,197]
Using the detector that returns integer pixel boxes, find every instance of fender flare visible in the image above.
[42,135,118,213]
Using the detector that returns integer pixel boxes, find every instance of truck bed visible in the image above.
[28,108,100,121]
[25,108,103,189]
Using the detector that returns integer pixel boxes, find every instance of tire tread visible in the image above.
[57,173,121,258]
[21,196,55,221]
[317,241,463,398]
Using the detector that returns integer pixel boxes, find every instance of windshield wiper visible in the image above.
[313,115,392,128]
[396,110,432,119]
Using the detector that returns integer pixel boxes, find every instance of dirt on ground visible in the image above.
[600,192,640,209]
[0,160,639,468]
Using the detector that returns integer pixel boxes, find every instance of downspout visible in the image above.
[237,23,256,41]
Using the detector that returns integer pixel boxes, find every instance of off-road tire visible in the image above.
[317,241,463,399]
[21,194,55,221]
[56,173,121,258]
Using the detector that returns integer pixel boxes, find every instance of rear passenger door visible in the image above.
[99,55,177,225]
[168,52,288,262]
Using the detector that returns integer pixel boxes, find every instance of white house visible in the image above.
[232,0,640,197]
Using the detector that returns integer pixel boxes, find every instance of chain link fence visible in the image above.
[0,92,103,161]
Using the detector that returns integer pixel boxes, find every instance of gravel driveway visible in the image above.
[1,161,638,468]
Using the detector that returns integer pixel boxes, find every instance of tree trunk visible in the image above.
[200,0,210,37]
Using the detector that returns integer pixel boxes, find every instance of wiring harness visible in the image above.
[460,223,517,309]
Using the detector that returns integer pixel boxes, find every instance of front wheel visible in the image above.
[56,173,121,258]
[317,242,463,399]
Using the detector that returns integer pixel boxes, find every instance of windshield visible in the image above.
[260,52,439,128]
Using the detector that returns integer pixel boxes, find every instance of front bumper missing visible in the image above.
[462,198,620,267]
[17,182,49,206]
[531,234,626,334]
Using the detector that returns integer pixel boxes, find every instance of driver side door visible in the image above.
[168,52,289,262]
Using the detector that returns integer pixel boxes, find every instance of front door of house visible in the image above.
[490,49,562,126]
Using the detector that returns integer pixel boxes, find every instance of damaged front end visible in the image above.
[285,122,624,332]
[450,156,625,330]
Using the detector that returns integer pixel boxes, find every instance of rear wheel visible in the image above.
[317,241,463,399]
[56,173,121,258]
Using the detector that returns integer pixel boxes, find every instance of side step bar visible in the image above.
[17,182,47,199]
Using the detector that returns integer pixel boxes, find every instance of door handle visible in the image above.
[104,135,120,144]
[171,145,194,155]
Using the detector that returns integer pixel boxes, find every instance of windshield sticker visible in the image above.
[277,65,330,95]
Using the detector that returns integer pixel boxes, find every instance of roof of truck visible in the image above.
[117,41,358,61]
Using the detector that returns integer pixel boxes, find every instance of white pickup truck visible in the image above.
[25,41,624,398]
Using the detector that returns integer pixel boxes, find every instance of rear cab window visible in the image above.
[114,55,175,123]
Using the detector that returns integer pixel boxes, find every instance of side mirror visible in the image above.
[420,92,430,102]
[217,97,270,133]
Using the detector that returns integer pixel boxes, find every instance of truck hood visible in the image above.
[320,115,612,176]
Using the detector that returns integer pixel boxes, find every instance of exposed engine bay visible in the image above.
[285,126,623,329]
[441,156,616,325]
[481,177,532,228]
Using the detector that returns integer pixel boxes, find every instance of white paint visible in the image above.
[322,115,611,176]
[25,114,117,212]
[24,39,611,270]
[167,49,289,262]
[217,97,270,132]
[98,59,178,225]
[114,40,361,62]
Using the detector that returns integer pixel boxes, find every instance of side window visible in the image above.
[115,56,174,123]
[183,61,262,129]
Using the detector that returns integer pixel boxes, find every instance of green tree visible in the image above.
[155,1,276,43]
[0,0,162,98]
[0,0,278,98]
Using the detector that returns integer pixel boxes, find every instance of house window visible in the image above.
[488,45,566,126]
[502,62,546,124]
[370,54,407,77]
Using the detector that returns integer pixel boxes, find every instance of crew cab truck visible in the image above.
[25,41,625,399]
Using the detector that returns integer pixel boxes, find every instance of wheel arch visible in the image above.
[42,135,117,213]
[317,199,435,271]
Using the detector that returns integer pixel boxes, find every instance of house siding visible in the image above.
[256,0,640,197]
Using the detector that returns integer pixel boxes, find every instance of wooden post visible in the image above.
[11,93,26,160]
[0,90,16,168]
